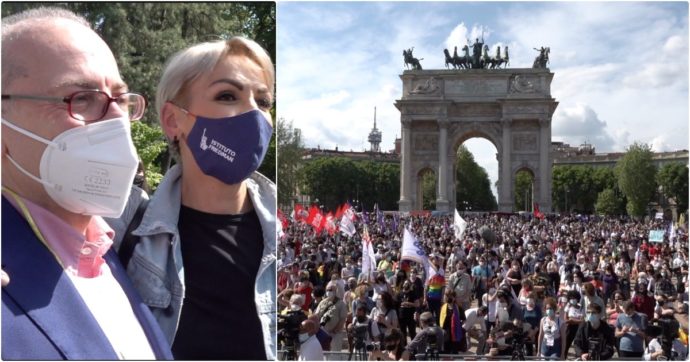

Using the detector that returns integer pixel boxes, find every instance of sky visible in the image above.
[277,1,689,198]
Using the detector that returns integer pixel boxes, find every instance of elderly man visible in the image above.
[1,7,171,359]
[448,261,473,310]
[315,283,348,351]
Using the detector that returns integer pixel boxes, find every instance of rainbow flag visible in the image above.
[426,273,445,300]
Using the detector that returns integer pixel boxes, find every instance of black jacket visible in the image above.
[573,321,615,360]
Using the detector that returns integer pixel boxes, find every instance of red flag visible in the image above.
[335,204,345,220]
[533,203,545,220]
[277,209,288,230]
[307,206,325,233]
[325,212,338,236]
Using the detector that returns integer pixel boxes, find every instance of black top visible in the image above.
[172,205,266,360]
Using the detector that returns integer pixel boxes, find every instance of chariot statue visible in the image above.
[532,46,550,69]
[403,47,423,70]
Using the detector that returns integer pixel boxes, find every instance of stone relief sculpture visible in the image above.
[410,77,441,95]
[509,75,537,93]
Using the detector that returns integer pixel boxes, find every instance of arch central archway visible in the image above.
[395,68,558,212]
[452,134,499,211]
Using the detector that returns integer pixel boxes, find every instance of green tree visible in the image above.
[615,142,657,217]
[130,122,167,189]
[657,162,689,212]
[420,170,436,210]
[455,146,497,211]
[595,188,623,215]
[552,165,618,213]
[514,170,534,211]
[277,118,303,208]
[297,156,400,211]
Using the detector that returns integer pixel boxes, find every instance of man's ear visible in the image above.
[160,102,181,140]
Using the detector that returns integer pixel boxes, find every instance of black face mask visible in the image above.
[356,315,367,323]
[385,344,397,352]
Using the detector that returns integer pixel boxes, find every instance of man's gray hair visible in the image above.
[155,36,274,161]
[2,7,91,90]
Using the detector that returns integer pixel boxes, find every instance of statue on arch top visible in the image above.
[532,46,550,69]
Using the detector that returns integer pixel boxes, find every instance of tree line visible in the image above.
[280,118,687,218]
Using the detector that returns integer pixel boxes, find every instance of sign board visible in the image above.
[648,229,665,243]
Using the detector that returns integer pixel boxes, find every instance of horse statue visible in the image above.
[443,48,455,69]
[403,47,423,70]
[492,45,509,69]
[502,46,510,68]
[453,46,469,69]
[481,44,496,69]
[532,46,550,69]
[458,45,471,69]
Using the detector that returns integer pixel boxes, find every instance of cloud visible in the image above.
[552,104,617,151]
[650,136,672,152]
[278,1,689,178]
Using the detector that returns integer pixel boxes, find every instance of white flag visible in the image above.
[401,227,428,265]
[361,226,376,282]
[340,204,356,237]
[340,214,356,237]
[454,209,467,240]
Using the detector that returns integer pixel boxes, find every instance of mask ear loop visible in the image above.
[1,118,59,189]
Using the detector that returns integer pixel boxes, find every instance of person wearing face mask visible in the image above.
[397,281,420,344]
[1,8,171,360]
[615,301,648,357]
[482,279,500,333]
[370,292,398,341]
[537,297,566,359]
[448,261,473,310]
[582,282,607,321]
[521,292,542,357]
[573,304,615,360]
[439,290,467,353]
[347,304,381,354]
[104,37,277,359]
[297,319,324,361]
[295,271,314,312]
[315,285,348,351]
[472,256,494,307]
[344,277,358,324]
[373,273,392,301]
[327,271,346,300]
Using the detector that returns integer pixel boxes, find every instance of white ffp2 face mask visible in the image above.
[2,117,139,218]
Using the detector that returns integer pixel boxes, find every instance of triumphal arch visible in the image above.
[396,68,558,212]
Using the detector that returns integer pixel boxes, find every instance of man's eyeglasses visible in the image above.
[1,90,147,122]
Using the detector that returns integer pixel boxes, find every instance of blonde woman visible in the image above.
[108,37,276,360]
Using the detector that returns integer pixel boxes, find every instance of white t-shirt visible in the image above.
[643,337,662,361]
[298,335,325,361]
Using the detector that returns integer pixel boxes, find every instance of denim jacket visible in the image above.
[106,165,277,359]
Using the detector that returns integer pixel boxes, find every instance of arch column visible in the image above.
[539,118,552,212]
[436,118,450,212]
[499,118,513,212]
[399,117,412,211]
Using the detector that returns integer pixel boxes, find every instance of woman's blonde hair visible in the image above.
[155,36,274,158]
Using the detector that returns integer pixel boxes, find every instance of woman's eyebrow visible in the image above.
[209,78,244,90]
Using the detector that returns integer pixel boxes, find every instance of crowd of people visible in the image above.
[277,210,689,361]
